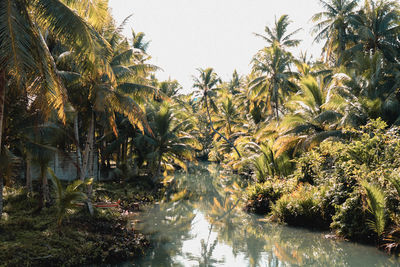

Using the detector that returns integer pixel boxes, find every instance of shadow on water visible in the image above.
[123,162,400,267]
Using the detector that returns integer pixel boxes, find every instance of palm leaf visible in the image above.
[361,180,386,236]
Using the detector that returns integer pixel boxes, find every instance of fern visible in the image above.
[361,180,386,236]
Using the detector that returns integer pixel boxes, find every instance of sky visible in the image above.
[108,0,325,93]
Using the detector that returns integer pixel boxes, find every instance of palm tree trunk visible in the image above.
[74,112,83,179]
[0,70,5,218]
[26,155,32,194]
[81,111,95,181]
[129,137,134,158]
[124,138,128,163]
[0,173,3,218]
[204,95,241,158]
[86,111,95,215]
[87,112,95,185]
[117,144,120,165]
[273,83,279,122]
[156,153,162,177]
[39,165,49,209]
[0,70,5,156]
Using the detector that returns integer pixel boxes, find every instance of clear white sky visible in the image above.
[108,0,325,93]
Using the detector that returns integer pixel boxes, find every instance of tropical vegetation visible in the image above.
[1,0,400,265]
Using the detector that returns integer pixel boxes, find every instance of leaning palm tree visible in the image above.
[254,14,302,49]
[311,0,359,63]
[193,68,241,158]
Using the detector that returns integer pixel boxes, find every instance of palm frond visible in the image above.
[361,180,386,236]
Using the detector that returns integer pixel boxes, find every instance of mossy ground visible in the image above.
[0,179,160,266]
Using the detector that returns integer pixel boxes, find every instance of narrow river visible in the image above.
[126,163,400,266]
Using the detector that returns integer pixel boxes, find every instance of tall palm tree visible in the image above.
[57,19,157,182]
[254,14,302,49]
[0,0,107,218]
[227,70,243,95]
[213,97,242,139]
[138,102,201,177]
[193,68,241,158]
[131,29,150,53]
[348,0,400,63]
[249,44,296,121]
[0,0,106,156]
[312,0,359,63]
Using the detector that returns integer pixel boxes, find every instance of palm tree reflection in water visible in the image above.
[131,163,399,267]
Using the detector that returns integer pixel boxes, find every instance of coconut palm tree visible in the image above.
[275,75,344,156]
[131,29,150,53]
[209,96,245,161]
[249,44,296,121]
[141,102,201,177]
[312,0,359,63]
[158,79,182,98]
[0,0,107,156]
[0,0,109,217]
[56,19,158,182]
[193,68,241,158]
[254,14,302,49]
[227,70,243,95]
[348,0,400,63]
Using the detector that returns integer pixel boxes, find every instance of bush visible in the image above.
[331,190,376,242]
[271,184,330,229]
[244,179,293,214]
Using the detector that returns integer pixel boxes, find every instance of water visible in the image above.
[126,163,400,267]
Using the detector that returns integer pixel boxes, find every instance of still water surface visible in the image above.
[126,163,400,266]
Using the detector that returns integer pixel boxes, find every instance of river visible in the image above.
[125,163,400,266]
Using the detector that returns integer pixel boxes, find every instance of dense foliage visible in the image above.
[1,0,400,264]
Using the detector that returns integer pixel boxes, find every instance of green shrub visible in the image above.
[244,179,293,214]
[271,185,329,229]
[331,190,375,242]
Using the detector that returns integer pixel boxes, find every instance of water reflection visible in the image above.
[130,163,400,267]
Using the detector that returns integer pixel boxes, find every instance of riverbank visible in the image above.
[242,121,400,255]
[128,162,400,266]
[0,180,160,266]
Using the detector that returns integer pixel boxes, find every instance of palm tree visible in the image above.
[275,75,344,156]
[213,97,242,139]
[131,29,150,53]
[312,0,359,63]
[348,0,400,63]
[0,0,108,216]
[227,70,243,95]
[158,79,182,98]
[57,19,157,183]
[249,44,296,121]
[0,0,106,156]
[193,68,241,158]
[339,51,400,125]
[143,102,201,177]
[254,14,302,49]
